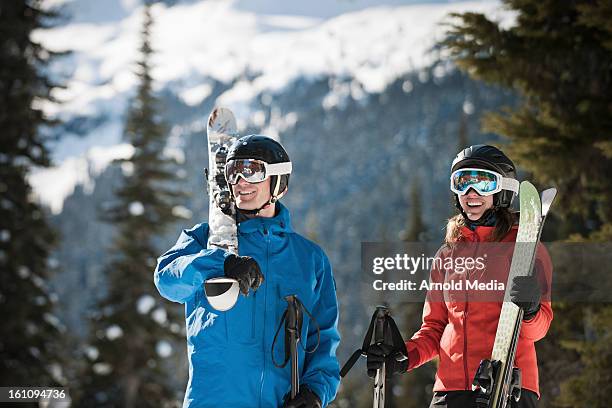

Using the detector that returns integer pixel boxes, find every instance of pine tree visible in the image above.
[399,178,426,243]
[441,0,612,234]
[457,110,468,152]
[0,0,68,388]
[440,1,612,405]
[78,3,186,406]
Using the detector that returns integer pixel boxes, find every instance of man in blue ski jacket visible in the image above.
[154,135,340,408]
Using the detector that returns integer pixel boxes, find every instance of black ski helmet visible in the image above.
[227,134,291,200]
[451,144,517,208]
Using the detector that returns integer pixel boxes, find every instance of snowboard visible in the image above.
[206,107,239,254]
[473,181,556,407]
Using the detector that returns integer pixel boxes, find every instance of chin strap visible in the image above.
[235,184,288,218]
[464,208,498,229]
[454,192,499,227]
[236,196,278,218]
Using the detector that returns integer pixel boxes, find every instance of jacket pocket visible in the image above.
[187,289,228,347]
[225,290,257,345]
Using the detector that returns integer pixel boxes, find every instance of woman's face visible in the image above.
[458,189,494,221]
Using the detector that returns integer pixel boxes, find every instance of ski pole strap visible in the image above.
[271,295,320,368]
[272,309,291,368]
[340,308,379,377]
[297,297,320,354]
[340,306,407,378]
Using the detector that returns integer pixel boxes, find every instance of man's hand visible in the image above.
[283,386,321,408]
[224,254,264,295]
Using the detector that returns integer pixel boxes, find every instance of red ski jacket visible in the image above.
[406,225,553,397]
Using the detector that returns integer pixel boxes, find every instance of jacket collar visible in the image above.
[460,224,519,242]
[238,202,293,234]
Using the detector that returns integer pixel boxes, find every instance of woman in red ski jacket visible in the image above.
[367,145,553,408]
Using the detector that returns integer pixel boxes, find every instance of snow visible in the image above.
[28,144,134,214]
[152,307,168,325]
[156,340,173,358]
[172,205,193,219]
[121,161,134,176]
[18,266,31,279]
[35,296,47,306]
[179,83,214,106]
[44,312,67,333]
[31,0,510,213]
[128,201,145,216]
[85,345,100,361]
[31,274,46,289]
[136,294,156,314]
[105,324,124,340]
[402,79,414,93]
[92,362,112,375]
[49,293,60,303]
[463,100,475,115]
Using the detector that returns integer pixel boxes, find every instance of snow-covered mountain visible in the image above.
[31,0,511,214]
[38,0,519,363]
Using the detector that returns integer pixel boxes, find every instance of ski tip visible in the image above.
[518,181,541,223]
[541,187,557,217]
[519,180,537,192]
[207,107,238,135]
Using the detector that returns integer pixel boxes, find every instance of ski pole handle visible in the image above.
[285,295,301,399]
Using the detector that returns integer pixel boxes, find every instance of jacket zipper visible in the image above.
[463,304,469,389]
[252,291,257,339]
[464,236,481,390]
[259,227,270,408]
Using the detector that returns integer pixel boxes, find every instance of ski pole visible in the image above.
[285,295,301,399]
[373,306,389,408]
[340,306,406,408]
[272,295,321,403]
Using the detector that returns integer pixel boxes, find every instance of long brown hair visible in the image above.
[444,208,517,244]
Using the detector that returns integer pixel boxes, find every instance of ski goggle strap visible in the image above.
[450,168,519,197]
[225,159,292,185]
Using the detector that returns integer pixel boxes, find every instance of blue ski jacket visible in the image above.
[154,203,341,407]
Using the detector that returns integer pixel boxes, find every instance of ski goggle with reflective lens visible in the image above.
[225,159,292,185]
[450,168,519,196]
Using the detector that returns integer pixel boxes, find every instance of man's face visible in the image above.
[232,177,272,211]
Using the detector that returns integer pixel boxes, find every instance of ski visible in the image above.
[204,107,240,311]
[205,107,239,253]
[473,181,557,408]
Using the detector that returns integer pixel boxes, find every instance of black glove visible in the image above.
[510,274,541,320]
[223,254,264,295]
[366,343,409,378]
[283,386,321,408]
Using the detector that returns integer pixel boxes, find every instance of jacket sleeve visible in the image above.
[301,252,341,407]
[520,243,554,341]
[406,252,449,369]
[154,223,230,304]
